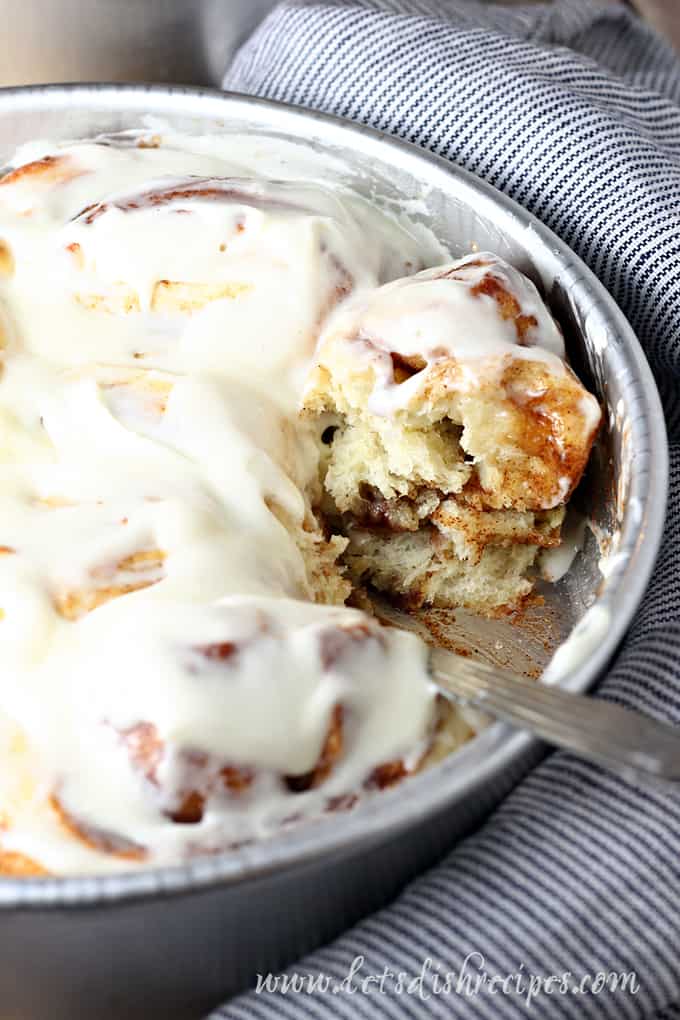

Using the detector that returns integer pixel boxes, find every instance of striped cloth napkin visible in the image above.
[216,2,680,1017]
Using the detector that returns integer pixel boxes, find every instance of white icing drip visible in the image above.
[540,511,587,582]
[543,603,610,683]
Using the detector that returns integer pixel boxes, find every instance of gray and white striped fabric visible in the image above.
[215,2,680,1017]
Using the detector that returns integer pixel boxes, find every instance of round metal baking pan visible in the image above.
[0,84,668,1020]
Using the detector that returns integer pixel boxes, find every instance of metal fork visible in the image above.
[430,647,680,787]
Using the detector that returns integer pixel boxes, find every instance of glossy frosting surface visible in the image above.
[0,133,593,874]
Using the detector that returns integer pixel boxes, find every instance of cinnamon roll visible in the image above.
[303,254,601,614]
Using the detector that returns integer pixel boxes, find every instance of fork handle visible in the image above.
[429,648,680,787]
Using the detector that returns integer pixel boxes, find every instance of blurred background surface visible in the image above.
[0,0,676,89]
[0,0,277,87]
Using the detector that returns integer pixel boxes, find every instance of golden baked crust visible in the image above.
[53,548,167,622]
[0,849,50,877]
[48,795,146,862]
[0,154,82,194]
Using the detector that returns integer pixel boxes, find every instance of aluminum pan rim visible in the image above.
[0,83,668,908]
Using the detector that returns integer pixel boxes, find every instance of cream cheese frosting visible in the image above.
[0,132,598,875]
[0,133,439,873]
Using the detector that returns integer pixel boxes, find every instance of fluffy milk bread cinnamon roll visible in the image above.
[0,133,456,874]
[0,134,597,874]
[303,254,601,614]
